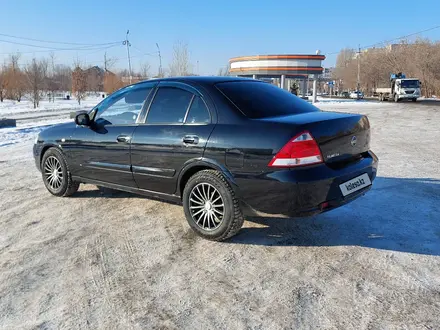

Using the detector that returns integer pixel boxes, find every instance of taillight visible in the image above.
[268,131,323,167]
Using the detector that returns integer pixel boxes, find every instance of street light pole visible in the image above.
[357,44,361,99]
[123,30,132,84]
[156,43,162,78]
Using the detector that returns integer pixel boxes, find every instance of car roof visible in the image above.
[132,76,257,87]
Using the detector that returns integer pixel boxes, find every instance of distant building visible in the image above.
[71,66,105,93]
[386,44,407,52]
[352,43,408,59]
[352,47,380,59]
[84,66,105,92]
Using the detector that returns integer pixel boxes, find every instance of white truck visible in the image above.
[376,73,421,102]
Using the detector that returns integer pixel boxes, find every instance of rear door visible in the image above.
[130,81,216,194]
[69,82,155,187]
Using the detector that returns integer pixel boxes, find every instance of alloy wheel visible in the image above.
[44,156,64,190]
[189,183,225,230]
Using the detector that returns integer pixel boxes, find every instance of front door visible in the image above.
[130,82,216,194]
[69,83,155,187]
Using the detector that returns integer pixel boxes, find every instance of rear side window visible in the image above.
[147,87,193,124]
[216,81,319,119]
[185,96,210,124]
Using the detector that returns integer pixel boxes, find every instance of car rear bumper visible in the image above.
[236,151,378,217]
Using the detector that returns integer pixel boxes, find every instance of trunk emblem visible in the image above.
[351,136,357,147]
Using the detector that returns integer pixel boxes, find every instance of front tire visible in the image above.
[394,93,399,102]
[182,170,244,241]
[41,148,79,197]
[412,98,417,102]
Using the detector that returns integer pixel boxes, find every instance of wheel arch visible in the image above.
[177,158,238,199]
[39,143,64,166]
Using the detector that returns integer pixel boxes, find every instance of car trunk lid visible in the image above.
[260,111,371,164]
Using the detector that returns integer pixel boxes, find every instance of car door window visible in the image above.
[146,87,193,124]
[95,86,151,125]
[185,96,210,124]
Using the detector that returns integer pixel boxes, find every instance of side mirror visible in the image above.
[75,113,91,126]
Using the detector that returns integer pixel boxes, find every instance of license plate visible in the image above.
[339,173,371,197]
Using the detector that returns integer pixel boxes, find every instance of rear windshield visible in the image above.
[216,81,320,119]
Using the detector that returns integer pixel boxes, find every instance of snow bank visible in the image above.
[0,117,71,147]
[0,97,103,117]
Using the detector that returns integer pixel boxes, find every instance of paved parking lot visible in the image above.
[1,101,439,329]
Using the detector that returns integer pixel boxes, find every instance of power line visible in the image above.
[0,38,121,51]
[363,24,440,49]
[0,42,122,56]
[81,51,158,68]
[132,45,159,57]
[132,45,146,54]
[0,32,122,46]
[325,24,440,56]
[81,44,120,57]
[0,30,160,70]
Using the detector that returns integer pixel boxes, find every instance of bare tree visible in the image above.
[153,67,168,79]
[217,64,230,76]
[117,68,130,77]
[54,64,72,91]
[169,41,192,76]
[47,52,57,102]
[72,61,87,105]
[0,64,6,102]
[333,48,357,91]
[25,58,48,109]
[139,62,150,79]
[4,53,26,101]
[104,52,117,71]
[336,48,356,69]
[332,40,440,97]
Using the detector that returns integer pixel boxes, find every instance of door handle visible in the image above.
[183,135,199,144]
[116,135,131,143]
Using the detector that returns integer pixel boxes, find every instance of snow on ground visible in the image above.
[0,96,102,118]
[316,97,372,104]
[0,96,102,147]
[0,117,72,147]
[0,100,440,329]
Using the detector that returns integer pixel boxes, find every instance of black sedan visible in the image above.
[34,77,378,241]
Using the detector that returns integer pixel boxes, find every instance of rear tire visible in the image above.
[41,148,79,197]
[378,94,383,102]
[182,170,244,241]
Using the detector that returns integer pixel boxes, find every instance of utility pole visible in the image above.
[156,43,162,78]
[197,60,199,75]
[123,30,132,83]
[357,44,361,99]
[104,52,107,71]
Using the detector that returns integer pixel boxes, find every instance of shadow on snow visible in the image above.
[227,177,440,256]
[73,177,440,256]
